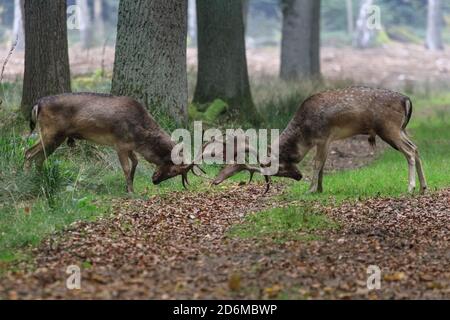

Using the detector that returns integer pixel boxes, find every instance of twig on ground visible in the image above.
[0,35,19,108]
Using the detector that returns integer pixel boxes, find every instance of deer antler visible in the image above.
[212,164,272,194]
[179,141,214,189]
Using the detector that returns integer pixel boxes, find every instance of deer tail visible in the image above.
[402,98,413,130]
[29,103,40,134]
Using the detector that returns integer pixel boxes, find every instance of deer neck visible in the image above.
[137,130,175,167]
[277,124,311,164]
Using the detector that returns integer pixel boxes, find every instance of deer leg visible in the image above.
[400,132,419,193]
[414,150,427,194]
[118,150,133,193]
[309,143,329,194]
[317,167,325,193]
[129,151,138,184]
[380,131,416,193]
[24,141,44,171]
[24,134,65,170]
[401,132,427,193]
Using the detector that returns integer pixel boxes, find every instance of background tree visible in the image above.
[188,0,196,46]
[21,0,71,119]
[194,0,260,124]
[346,0,354,35]
[353,0,375,48]
[12,0,24,50]
[93,0,104,40]
[111,0,188,125]
[426,0,444,51]
[280,0,321,81]
[76,0,92,49]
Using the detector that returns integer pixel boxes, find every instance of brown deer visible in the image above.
[25,93,204,193]
[212,87,428,194]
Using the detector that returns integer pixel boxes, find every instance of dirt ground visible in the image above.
[2,43,450,91]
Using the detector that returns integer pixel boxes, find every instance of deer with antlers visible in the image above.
[212,87,428,194]
[25,93,205,193]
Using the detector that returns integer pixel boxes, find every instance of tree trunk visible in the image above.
[353,0,375,48]
[93,0,104,39]
[243,0,250,31]
[111,0,188,125]
[426,0,444,51]
[76,0,92,48]
[280,0,321,81]
[188,0,197,46]
[194,0,260,124]
[13,0,25,50]
[21,0,71,119]
[346,0,354,35]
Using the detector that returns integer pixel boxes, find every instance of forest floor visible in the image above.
[0,184,448,299]
[0,136,448,300]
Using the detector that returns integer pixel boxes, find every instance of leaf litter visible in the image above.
[0,182,448,300]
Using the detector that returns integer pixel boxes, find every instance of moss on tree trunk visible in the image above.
[194,0,261,125]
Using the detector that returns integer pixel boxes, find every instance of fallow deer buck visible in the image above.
[25,93,205,193]
[213,87,428,194]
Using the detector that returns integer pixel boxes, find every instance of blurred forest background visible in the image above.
[1,0,450,94]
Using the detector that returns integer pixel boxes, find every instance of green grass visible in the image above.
[228,206,338,243]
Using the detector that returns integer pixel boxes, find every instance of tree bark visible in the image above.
[280,0,321,81]
[111,0,188,125]
[21,0,71,119]
[13,0,25,50]
[194,0,260,124]
[353,0,375,48]
[426,0,444,51]
[76,0,92,49]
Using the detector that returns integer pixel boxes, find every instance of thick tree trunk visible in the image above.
[112,0,188,125]
[426,0,444,51]
[280,0,321,81]
[76,0,92,48]
[21,0,71,119]
[353,0,375,48]
[194,0,260,124]
[13,0,25,50]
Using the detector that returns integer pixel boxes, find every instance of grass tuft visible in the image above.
[228,206,338,243]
